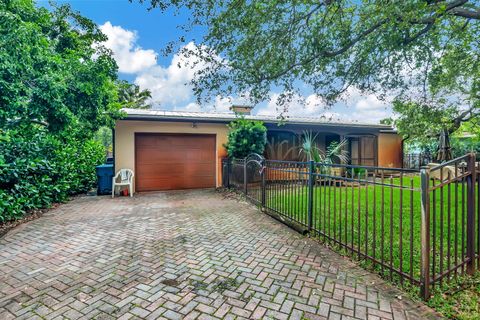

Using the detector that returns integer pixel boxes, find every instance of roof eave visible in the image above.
[121,113,393,130]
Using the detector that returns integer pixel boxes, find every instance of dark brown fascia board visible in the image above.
[379,129,399,134]
[120,115,392,131]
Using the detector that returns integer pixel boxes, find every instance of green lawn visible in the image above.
[243,172,480,319]
[428,273,480,319]
[262,174,471,289]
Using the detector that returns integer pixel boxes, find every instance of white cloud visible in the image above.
[341,87,392,123]
[99,22,157,74]
[257,93,342,121]
[175,95,233,113]
[135,42,215,107]
[256,88,393,124]
[99,22,394,122]
[135,65,193,106]
[100,22,216,108]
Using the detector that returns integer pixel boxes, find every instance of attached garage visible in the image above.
[135,133,216,191]
[114,114,230,193]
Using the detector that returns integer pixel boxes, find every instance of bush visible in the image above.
[451,137,480,158]
[225,118,267,159]
[0,128,105,222]
[0,2,120,223]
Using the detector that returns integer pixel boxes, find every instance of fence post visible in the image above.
[261,159,266,209]
[307,160,314,232]
[244,158,247,195]
[466,153,476,275]
[420,167,431,299]
[224,159,230,188]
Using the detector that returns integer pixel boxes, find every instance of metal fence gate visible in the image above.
[222,153,480,300]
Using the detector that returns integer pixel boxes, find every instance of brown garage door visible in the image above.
[135,133,216,191]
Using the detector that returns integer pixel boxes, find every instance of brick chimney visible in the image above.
[230,104,253,115]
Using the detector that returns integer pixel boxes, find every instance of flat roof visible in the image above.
[121,108,394,130]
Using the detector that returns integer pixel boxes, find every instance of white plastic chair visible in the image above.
[112,169,134,198]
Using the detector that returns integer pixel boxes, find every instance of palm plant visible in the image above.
[299,131,349,173]
[117,80,152,109]
[324,139,349,164]
[299,131,322,162]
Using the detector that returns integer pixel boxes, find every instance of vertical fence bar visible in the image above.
[477,161,480,270]
[466,153,476,275]
[261,159,266,209]
[381,170,385,275]
[389,176,394,280]
[455,164,459,277]
[307,160,314,232]
[244,158,247,195]
[409,178,414,284]
[399,172,404,283]
[226,158,231,188]
[420,167,431,299]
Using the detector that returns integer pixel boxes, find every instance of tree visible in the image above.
[137,0,480,116]
[117,80,153,109]
[381,99,466,142]
[382,98,480,160]
[0,0,121,220]
[1,0,122,135]
[95,126,113,154]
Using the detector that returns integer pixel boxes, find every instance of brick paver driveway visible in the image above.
[0,190,440,320]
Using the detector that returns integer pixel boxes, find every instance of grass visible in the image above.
[428,274,480,319]
[251,173,478,318]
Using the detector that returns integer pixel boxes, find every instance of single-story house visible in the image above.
[114,106,403,192]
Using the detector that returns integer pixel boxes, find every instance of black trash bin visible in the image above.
[96,164,114,195]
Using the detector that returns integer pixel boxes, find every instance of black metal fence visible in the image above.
[404,153,432,169]
[222,153,480,300]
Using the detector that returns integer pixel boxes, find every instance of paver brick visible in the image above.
[0,190,441,319]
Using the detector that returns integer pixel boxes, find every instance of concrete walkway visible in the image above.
[0,190,440,319]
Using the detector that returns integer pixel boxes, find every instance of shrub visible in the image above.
[225,118,267,159]
[0,1,120,222]
[451,137,480,158]
[0,128,105,222]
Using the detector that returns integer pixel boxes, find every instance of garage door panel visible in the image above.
[184,163,214,174]
[136,165,214,177]
[135,165,185,176]
[135,151,185,163]
[138,176,215,191]
[136,148,215,170]
[135,133,216,191]
[137,179,180,191]
[135,135,167,146]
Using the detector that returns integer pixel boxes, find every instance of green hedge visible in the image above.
[226,118,267,158]
[0,128,105,222]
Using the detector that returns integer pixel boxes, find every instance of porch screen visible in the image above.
[361,136,375,166]
[350,136,376,166]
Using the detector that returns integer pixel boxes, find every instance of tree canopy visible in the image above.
[0,0,122,220]
[139,0,480,137]
[383,98,479,143]
[1,0,122,135]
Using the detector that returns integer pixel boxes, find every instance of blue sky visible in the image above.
[37,0,392,123]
